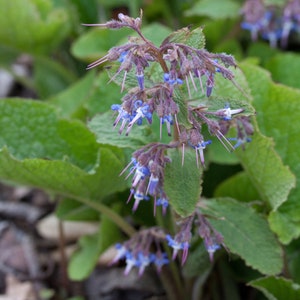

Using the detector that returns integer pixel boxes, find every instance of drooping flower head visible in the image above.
[111,228,169,275]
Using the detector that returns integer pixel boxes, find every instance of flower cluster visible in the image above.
[195,213,225,262]
[241,0,300,48]
[166,211,225,264]
[85,12,239,136]
[111,80,180,137]
[110,228,169,276]
[85,11,254,275]
[121,143,174,214]
[112,212,224,275]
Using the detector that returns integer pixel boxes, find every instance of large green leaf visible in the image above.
[249,276,300,300]
[0,99,98,169]
[200,198,283,275]
[240,62,300,244]
[0,144,126,202]
[164,149,202,217]
[0,0,71,54]
[235,131,295,211]
[0,99,127,200]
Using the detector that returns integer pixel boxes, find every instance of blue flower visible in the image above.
[156,197,169,215]
[118,51,128,63]
[152,252,169,273]
[111,101,153,135]
[166,234,190,263]
[163,73,183,85]
[241,10,273,41]
[111,104,131,133]
[205,72,214,97]
[136,252,152,276]
[192,140,212,167]
[132,190,150,211]
[205,242,221,262]
[146,174,159,195]
[110,243,128,265]
[124,252,139,275]
[131,163,150,187]
[218,104,244,121]
[126,102,153,135]
[228,137,251,148]
[160,114,173,137]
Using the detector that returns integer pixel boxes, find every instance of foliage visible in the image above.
[0,0,300,299]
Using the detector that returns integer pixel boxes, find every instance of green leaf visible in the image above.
[0,99,127,200]
[264,53,300,89]
[240,62,300,244]
[48,70,96,117]
[184,0,240,19]
[0,99,98,169]
[88,112,155,149]
[71,27,132,62]
[249,276,300,300]
[0,145,127,202]
[164,149,202,217]
[68,232,100,280]
[48,70,122,119]
[161,26,206,50]
[0,0,71,54]
[235,131,295,211]
[140,23,172,47]
[200,198,283,275]
[214,171,260,202]
[212,64,252,100]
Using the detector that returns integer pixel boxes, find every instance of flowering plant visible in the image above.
[0,1,299,299]
[84,11,256,275]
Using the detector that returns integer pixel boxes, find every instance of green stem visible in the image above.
[73,195,136,237]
